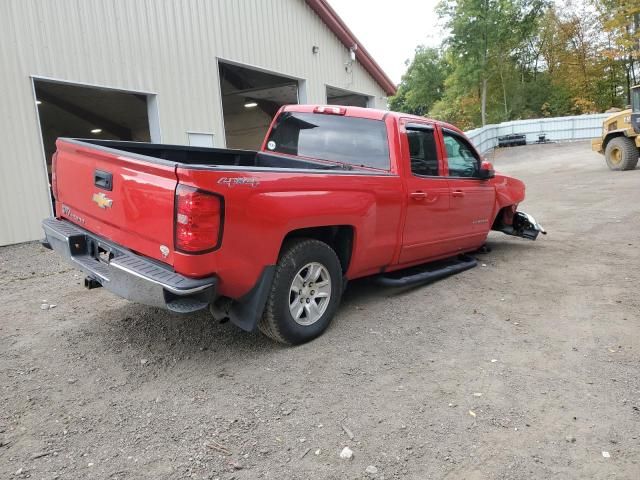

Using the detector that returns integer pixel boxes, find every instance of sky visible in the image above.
[327,0,444,85]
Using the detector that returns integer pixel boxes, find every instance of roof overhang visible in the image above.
[305,0,397,96]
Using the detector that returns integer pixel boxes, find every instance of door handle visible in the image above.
[410,191,427,201]
[452,190,465,198]
[94,169,113,191]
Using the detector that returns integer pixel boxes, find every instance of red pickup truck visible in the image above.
[42,105,544,344]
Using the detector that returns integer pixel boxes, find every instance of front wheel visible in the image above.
[258,239,343,345]
[605,136,639,171]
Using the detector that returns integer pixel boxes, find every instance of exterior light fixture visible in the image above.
[91,128,102,134]
[312,45,320,54]
[36,100,42,105]
[349,44,357,61]
[244,101,258,108]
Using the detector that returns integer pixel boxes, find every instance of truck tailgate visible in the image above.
[54,139,178,265]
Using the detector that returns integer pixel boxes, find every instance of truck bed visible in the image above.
[79,139,365,171]
[52,136,394,288]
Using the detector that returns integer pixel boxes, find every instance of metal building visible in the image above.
[0,0,395,246]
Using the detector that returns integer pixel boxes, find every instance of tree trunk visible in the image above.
[481,0,488,127]
[481,78,488,127]
[627,59,632,106]
[500,68,508,119]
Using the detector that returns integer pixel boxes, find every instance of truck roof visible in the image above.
[282,104,465,136]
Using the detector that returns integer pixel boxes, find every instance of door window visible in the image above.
[406,128,440,176]
[443,132,480,178]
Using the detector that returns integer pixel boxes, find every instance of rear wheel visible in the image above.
[605,136,639,171]
[258,239,343,345]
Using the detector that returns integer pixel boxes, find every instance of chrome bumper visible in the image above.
[42,217,216,313]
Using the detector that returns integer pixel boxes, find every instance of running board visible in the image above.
[374,255,478,288]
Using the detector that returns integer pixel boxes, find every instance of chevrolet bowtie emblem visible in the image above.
[92,192,113,209]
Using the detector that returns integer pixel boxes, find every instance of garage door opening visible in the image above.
[33,78,156,208]
[219,62,299,149]
[326,86,371,107]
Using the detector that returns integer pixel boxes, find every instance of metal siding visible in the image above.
[0,0,388,245]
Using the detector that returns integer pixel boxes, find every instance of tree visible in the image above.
[599,0,640,102]
[437,0,547,126]
[537,2,624,113]
[389,47,449,115]
[389,0,632,128]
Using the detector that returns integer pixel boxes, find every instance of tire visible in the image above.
[258,238,343,345]
[605,136,639,171]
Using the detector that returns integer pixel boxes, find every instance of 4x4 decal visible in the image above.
[217,177,260,188]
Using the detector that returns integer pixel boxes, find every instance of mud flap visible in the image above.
[227,266,276,332]
[499,211,547,240]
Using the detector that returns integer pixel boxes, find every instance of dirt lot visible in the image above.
[1,141,639,480]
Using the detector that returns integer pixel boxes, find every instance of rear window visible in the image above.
[266,112,390,169]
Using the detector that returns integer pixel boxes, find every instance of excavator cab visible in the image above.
[632,85,640,134]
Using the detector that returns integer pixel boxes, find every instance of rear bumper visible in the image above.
[42,217,217,313]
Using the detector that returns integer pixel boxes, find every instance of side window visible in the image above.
[443,132,480,178]
[406,128,439,176]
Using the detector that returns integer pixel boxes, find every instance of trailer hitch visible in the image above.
[84,276,102,290]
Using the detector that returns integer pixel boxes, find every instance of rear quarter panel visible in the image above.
[176,168,403,298]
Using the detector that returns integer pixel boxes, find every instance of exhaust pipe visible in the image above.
[84,276,102,290]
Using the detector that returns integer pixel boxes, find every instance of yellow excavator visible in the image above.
[592,85,640,170]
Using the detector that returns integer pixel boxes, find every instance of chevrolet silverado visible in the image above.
[42,105,545,344]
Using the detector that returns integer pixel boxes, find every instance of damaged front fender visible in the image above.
[497,211,547,240]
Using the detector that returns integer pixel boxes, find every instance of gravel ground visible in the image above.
[1,141,639,480]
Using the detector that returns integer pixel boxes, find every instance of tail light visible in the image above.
[51,152,58,199]
[174,184,223,253]
[314,106,346,115]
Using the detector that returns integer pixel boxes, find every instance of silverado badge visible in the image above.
[92,192,113,209]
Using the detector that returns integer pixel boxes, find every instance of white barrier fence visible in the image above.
[465,113,609,153]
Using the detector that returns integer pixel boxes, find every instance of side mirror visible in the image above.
[478,161,495,180]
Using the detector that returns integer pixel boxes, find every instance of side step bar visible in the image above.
[374,255,478,288]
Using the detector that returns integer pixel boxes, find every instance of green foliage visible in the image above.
[598,0,640,103]
[388,47,449,115]
[388,0,637,128]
